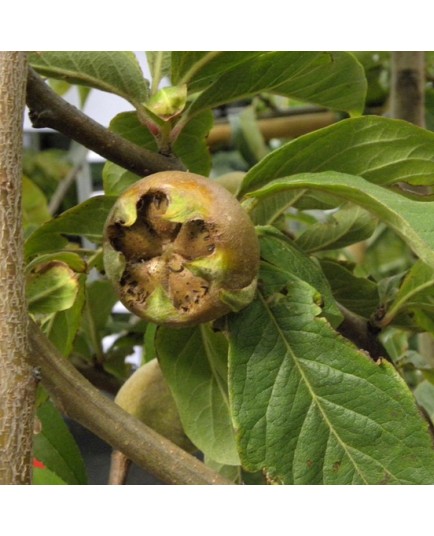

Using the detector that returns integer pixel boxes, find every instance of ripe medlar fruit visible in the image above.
[103,171,259,327]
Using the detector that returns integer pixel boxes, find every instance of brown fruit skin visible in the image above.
[103,171,260,327]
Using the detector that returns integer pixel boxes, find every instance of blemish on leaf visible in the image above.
[332,461,341,473]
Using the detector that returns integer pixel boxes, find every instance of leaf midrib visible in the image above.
[259,291,379,484]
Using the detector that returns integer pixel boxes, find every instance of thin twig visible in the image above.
[28,320,231,485]
[108,450,131,485]
[26,67,185,177]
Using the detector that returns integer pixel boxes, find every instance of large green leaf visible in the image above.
[156,325,239,465]
[272,52,366,115]
[185,52,366,120]
[228,277,434,484]
[295,204,377,253]
[257,226,342,327]
[249,172,434,269]
[28,51,149,105]
[240,116,434,195]
[171,52,262,93]
[33,400,87,485]
[25,195,116,258]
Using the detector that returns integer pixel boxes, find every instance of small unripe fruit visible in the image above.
[103,171,259,327]
[115,359,194,452]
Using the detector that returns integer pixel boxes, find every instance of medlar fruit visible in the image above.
[115,359,194,452]
[103,171,259,327]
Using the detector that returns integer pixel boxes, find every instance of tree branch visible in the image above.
[26,67,185,176]
[28,320,230,485]
[336,305,388,363]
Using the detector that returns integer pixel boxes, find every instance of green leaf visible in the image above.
[146,51,172,91]
[109,111,159,149]
[414,381,434,422]
[34,400,87,485]
[156,325,239,465]
[320,260,380,319]
[104,334,137,380]
[172,110,213,175]
[249,172,434,269]
[381,261,434,326]
[32,466,67,485]
[82,280,118,358]
[25,195,116,259]
[362,226,415,280]
[240,116,434,195]
[23,149,72,200]
[80,279,119,364]
[144,323,157,363]
[45,275,86,357]
[204,456,242,483]
[171,52,262,93]
[295,204,377,253]
[185,52,366,121]
[28,51,149,105]
[272,52,366,115]
[103,112,155,192]
[103,161,140,196]
[26,251,87,274]
[257,226,343,327]
[228,280,434,484]
[230,106,269,166]
[48,80,91,107]
[109,110,213,175]
[22,176,51,228]
[85,279,118,332]
[247,190,302,225]
[27,261,79,315]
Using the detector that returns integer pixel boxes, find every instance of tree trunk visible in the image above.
[0,52,36,484]
[390,51,425,127]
